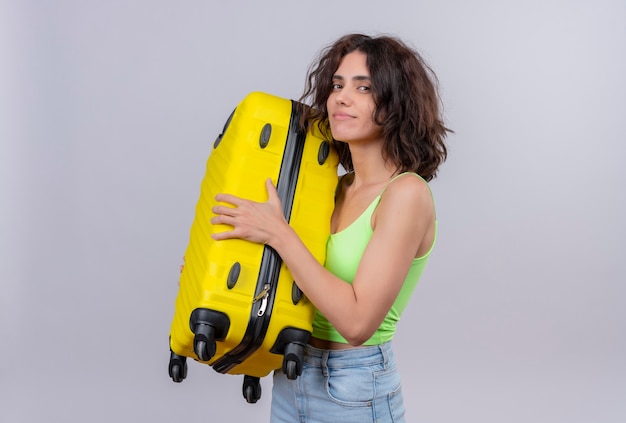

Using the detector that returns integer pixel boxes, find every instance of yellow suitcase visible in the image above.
[168,92,338,402]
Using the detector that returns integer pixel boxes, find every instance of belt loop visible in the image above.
[321,350,329,377]
[380,342,390,366]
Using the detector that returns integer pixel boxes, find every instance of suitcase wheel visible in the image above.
[168,351,188,383]
[189,308,230,361]
[285,360,298,380]
[242,375,262,403]
[282,342,305,380]
[193,323,217,362]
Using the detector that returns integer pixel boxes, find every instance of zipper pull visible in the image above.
[253,283,271,317]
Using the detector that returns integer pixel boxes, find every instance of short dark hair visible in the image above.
[300,33,451,181]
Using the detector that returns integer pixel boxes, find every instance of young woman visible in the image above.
[211,33,450,423]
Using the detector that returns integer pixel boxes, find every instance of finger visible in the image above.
[212,204,241,217]
[215,193,245,206]
[210,214,236,226]
[265,178,281,204]
[211,229,238,241]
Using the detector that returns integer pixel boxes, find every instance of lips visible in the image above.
[332,112,354,121]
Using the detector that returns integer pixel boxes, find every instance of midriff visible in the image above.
[308,336,364,350]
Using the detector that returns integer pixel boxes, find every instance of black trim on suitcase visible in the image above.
[212,101,308,374]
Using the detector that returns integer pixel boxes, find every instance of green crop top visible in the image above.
[311,172,437,345]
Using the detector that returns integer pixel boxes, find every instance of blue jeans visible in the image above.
[270,342,405,422]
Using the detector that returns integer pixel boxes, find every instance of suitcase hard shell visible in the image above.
[168,92,339,402]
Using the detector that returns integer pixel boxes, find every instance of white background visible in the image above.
[1,1,624,422]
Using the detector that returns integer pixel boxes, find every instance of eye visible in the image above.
[358,85,371,92]
[331,83,343,90]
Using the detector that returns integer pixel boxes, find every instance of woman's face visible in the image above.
[326,51,382,145]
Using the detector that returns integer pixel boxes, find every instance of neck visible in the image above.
[348,142,398,188]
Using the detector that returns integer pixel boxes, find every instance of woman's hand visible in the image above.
[210,178,286,245]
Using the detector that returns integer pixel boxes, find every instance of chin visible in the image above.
[328,128,349,143]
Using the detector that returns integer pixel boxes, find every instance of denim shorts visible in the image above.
[270,342,405,423]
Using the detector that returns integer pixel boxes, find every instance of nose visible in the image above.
[335,89,351,106]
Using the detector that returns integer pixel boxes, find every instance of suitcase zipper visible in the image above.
[253,283,271,317]
[212,101,306,374]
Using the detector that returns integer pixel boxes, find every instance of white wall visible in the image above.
[1,1,624,422]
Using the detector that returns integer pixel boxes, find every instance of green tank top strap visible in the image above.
[379,172,436,217]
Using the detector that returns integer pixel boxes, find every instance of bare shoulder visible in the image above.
[372,173,436,256]
[382,174,433,209]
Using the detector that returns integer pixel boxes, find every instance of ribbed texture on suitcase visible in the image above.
[170,92,338,378]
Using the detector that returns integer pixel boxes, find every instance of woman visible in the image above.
[211,33,450,423]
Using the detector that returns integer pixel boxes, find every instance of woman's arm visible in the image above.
[211,175,434,345]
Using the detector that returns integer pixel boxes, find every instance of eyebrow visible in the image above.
[332,74,371,81]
